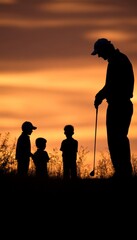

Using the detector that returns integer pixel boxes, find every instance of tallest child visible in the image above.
[91,38,134,178]
[15,121,37,176]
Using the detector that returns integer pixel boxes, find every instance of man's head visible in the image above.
[91,38,115,59]
[91,38,111,55]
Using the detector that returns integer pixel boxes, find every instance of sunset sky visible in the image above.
[0,0,137,167]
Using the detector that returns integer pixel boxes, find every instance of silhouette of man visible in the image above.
[91,38,134,178]
[60,125,78,180]
[32,137,50,178]
[15,121,37,176]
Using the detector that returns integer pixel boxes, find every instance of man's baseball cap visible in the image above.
[91,38,111,55]
[22,121,37,131]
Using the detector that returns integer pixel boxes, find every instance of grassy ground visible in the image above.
[1,173,137,203]
[0,174,136,238]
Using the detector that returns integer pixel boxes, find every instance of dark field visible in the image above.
[1,174,137,196]
[1,174,137,205]
[1,174,136,238]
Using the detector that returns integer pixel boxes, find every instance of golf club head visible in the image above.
[90,170,94,177]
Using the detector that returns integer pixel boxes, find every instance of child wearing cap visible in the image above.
[15,121,37,176]
[32,137,50,178]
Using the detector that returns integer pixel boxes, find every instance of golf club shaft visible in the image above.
[93,107,98,171]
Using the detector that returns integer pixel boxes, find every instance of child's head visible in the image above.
[35,137,47,150]
[64,125,74,137]
[22,121,37,135]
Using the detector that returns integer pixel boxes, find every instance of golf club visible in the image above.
[90,107,98,177]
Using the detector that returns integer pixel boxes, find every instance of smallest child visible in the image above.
[32,137,50,178]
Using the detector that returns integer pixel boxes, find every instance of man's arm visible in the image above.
[94,86,106,108]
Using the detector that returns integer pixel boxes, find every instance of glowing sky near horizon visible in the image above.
[0,0,137,166]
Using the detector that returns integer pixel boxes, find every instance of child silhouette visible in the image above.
[60,125,78,180]
[15,121,37,176]
[32,137,50,178]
